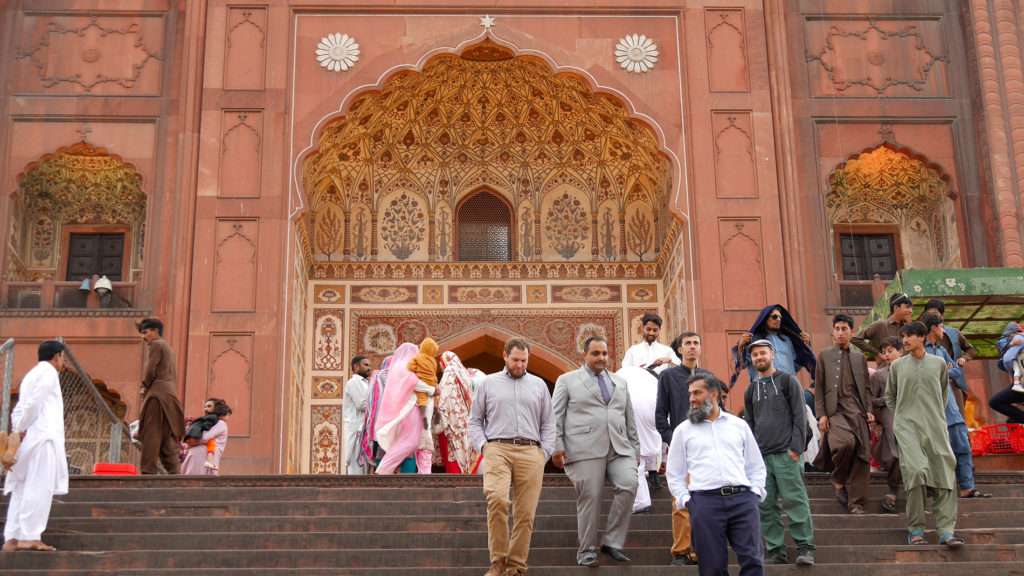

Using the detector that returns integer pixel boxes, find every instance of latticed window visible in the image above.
[457,191,513,261]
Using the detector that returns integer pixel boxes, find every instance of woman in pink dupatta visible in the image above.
[356,355,391,470]
[435,351,479,473]
[374,343,423,474]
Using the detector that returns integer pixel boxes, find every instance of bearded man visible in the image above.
[666,374,767,576]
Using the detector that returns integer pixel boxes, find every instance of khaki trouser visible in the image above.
[671,496,694,556]
[482,442,547,571]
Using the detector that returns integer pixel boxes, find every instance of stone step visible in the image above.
[21,496,1018,519]
[15,564,1024,576]
[49,483,1024,501]
[38,527,1024,551]
[42,510,1024,532]
[59,471,1024,490]
[4,545,1022,571]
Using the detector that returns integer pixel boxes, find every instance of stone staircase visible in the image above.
[3,472,1024,575]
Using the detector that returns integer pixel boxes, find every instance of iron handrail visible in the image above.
[56,337,135,456]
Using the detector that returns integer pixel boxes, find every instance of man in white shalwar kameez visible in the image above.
[622,314,680,376]
[343,356,372,475]
[3,340,68,552]
[618,365,662,514]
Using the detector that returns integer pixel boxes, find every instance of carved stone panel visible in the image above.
[705,9,750,92]
[310,405,342,474]
[224,7,267,90]
[804,17,950,97]
[14,13,165,95]
[313,309,344,371]
[719,218,766,311]
[712,112,758,198]
[552,285,622,303]
[449,285,522,304]
[311,376,344,400]
[220,111,263,198]
[212,219,258,312]
[208,333,253,436]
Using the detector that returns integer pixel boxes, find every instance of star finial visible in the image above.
[480,15,495,30]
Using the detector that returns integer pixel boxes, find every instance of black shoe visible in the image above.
[795,549,815,566]
[764,550,788,564]
[631,506,651,515]
[600,545,631,563]
[648,470,662,489]
[578,553,599,567]
[670,553,697,566]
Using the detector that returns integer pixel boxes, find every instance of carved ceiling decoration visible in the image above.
[301,43,672,272]
[10,142,147,280]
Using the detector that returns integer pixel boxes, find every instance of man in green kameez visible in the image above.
[885,321,964,547]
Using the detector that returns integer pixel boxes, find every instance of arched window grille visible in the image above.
[456,190,513,261]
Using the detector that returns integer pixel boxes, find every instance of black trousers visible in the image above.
[688,490,763,576]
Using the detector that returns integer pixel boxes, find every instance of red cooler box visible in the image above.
[92,463,139,475]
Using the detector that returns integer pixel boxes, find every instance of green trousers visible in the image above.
[759,451,815,553]
[906,485,957,536]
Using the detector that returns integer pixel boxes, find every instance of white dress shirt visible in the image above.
[666,410,766,508]
[622,341,681,374]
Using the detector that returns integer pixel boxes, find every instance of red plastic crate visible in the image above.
[970,429,991,456]
[92,463,139,475]
[982,424,1024,454]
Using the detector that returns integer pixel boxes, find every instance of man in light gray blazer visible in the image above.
[552,336,641,567]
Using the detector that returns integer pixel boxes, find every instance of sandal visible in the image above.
[939,534,965,548]
[960,488,991,498]
[882,493,897,513]
[908,531,927,545]
[15,541,56,552]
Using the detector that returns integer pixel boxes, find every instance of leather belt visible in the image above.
[695,486,750,496]
[492,437,540,447]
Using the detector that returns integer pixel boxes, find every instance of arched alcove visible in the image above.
[7,142,147,283]
[826,143,961,306]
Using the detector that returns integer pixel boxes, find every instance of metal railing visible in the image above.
[837,275,890,308]
[57,338,139,474]
[3,280,138,310]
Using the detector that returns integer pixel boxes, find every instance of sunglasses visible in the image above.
[769,314,782,320]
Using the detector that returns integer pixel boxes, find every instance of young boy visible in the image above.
[869,337,902,512]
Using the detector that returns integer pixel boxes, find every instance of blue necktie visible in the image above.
[596,371,612,405]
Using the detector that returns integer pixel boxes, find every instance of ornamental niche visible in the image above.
[301,40,672,271]
[7,142,147,282]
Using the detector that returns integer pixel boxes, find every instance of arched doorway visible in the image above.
[826,143,962,307]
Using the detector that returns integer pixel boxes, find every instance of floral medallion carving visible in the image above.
[449,286,521,304]
[316,33,360,72]
[351,286,417,304]
[314,285,344,304]
[311,376,343,400]
[615,34,659,73]
[552,285,622,303]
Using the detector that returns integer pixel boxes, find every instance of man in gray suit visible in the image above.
[552,336,641,567]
